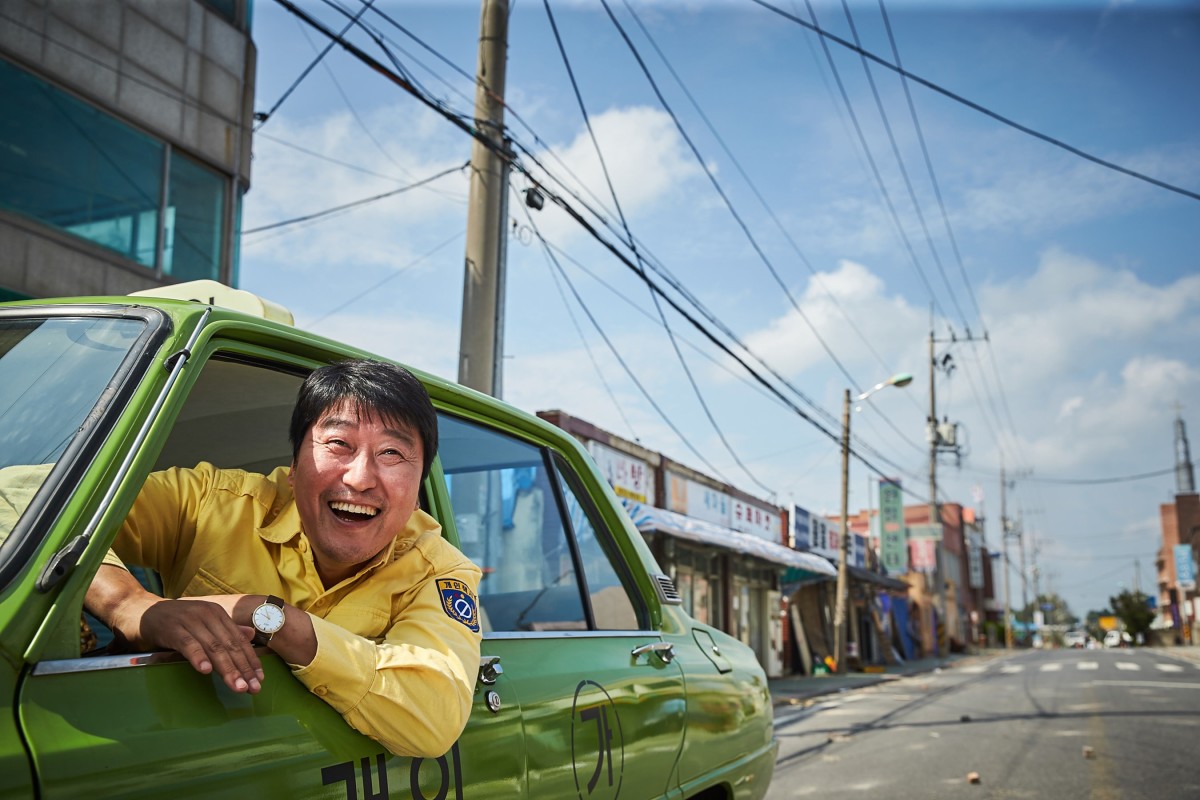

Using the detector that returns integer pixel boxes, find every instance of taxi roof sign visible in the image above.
[129,280,294,326]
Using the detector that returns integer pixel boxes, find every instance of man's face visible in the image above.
[289,400,424,586]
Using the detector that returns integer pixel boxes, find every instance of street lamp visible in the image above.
[832,372,913,673]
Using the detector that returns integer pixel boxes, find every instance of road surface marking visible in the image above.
[1115,662,1140,671]
[1078,662,1098,670]
[958,666,987,673]
[1000,665,1024,673]
[1040,663,1062,672]
[1156,663,1184,673]
[1092,680,1200,689]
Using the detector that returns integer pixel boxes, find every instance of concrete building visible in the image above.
[0,0,255,300]
[1157,492,1200,643]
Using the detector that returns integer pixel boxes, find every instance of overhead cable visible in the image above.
[255,0,377,130]
[241,160,468,234]
[545,0,775,497]
[840,0,969,330]
[750,0,1200,202]
[800,0,947,322]
[272,0,928,502]
[600,0,862,394]
[620,0,928,457]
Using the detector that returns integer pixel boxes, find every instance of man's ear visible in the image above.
[288,460,296,487]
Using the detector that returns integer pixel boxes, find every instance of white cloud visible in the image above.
[522,106,705,244]
[738,259,925,377]
[242,107,471,272]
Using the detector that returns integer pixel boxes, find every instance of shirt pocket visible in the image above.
[182,567,242,597]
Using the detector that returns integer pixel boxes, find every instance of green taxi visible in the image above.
[0,281,776,799]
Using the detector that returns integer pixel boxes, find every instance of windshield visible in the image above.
[0,316,146,543]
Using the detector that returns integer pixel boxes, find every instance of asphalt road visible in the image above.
[767,648,1200,799]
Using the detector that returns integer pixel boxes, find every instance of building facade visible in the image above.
[0,0,255,300]
[1157,491,1200,643]
[538,409,835,678]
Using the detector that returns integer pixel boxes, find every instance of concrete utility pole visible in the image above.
[1001,465,1013,648]
[458,0,510,397]
[833,389,852,673]
[928,329,945,655]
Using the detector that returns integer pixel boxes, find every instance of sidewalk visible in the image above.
[768,651,994,708]
[768,644,1200,709]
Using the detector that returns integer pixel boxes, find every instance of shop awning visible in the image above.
[848,564,909,592]
[622,500,837,576]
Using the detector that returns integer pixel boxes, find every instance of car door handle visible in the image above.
[631,642,675,664]
[479,655,503,685]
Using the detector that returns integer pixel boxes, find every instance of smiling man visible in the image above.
[84,360,482,758]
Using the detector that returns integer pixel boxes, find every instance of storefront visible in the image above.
[624,500,836,678]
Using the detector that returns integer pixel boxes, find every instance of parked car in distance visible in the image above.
[0,281,777,799]
[1063,629,1088,648]
[1103,629,1132,648]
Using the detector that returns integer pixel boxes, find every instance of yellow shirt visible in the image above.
[110,462,482,758]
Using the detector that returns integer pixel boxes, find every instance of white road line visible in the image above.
[1092,680,1200,690]
[1078,662,1098,670]
[1040,663,1062,672]
[958,666,987,674]
[1157,663,1185,673]
[1116,662,1140,671]
[1000,665,1024,673]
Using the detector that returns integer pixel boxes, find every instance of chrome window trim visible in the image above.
[482,629,661,641]
[32,649,191,675]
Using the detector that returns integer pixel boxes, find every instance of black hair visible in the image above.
[289,359,438,481]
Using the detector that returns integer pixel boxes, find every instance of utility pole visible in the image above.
[458,0,510,397]
[833,389,852,673]
[1017,515,1028,616]
[928,329,943,655]
[1001,465,1012,649]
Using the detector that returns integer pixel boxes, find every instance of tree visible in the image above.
[1016,593,1078,627]
[1085,609,1112,643]
[1109,590,1155,642]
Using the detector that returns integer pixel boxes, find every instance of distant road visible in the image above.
[767,648,1200,799]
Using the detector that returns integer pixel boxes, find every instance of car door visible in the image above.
[437,412,687,800]
[16,339,526,799]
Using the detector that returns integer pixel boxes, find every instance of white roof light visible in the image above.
[129,280,294,326]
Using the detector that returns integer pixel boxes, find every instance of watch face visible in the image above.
[252,602,285,634]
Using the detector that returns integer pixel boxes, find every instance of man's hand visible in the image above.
[86,565,263,694]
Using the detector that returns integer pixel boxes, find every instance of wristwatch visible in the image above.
[251,595,286,647]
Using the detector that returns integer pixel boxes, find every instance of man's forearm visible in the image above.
[84,564,154,646]
[84,564,264,694]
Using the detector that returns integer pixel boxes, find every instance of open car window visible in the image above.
[437,413,643,634]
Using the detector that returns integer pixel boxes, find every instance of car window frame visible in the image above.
[0,304,170,594]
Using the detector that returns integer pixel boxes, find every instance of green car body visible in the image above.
[0,287,776,799]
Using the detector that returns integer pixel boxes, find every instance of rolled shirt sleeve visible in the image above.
[290,558,483,758]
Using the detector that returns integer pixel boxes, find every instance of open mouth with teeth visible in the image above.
[329,500,379,523]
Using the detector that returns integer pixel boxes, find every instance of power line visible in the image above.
[751,0,1200,203]
[254,0,376,130]
[523,205,736,485]
[545,0,775,497]
[242,160,468,235]
[272,0,930,504]
[840,0,969,331]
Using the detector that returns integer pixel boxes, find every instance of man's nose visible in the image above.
[342,450,377,490]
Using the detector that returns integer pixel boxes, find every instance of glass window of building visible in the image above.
[0,59,229,282]
[165,153,225,281]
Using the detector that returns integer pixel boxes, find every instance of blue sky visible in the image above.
[241,0,1200,619]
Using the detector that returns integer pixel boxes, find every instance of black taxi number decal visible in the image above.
[570,680,624,800]
[322,744,463,800]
